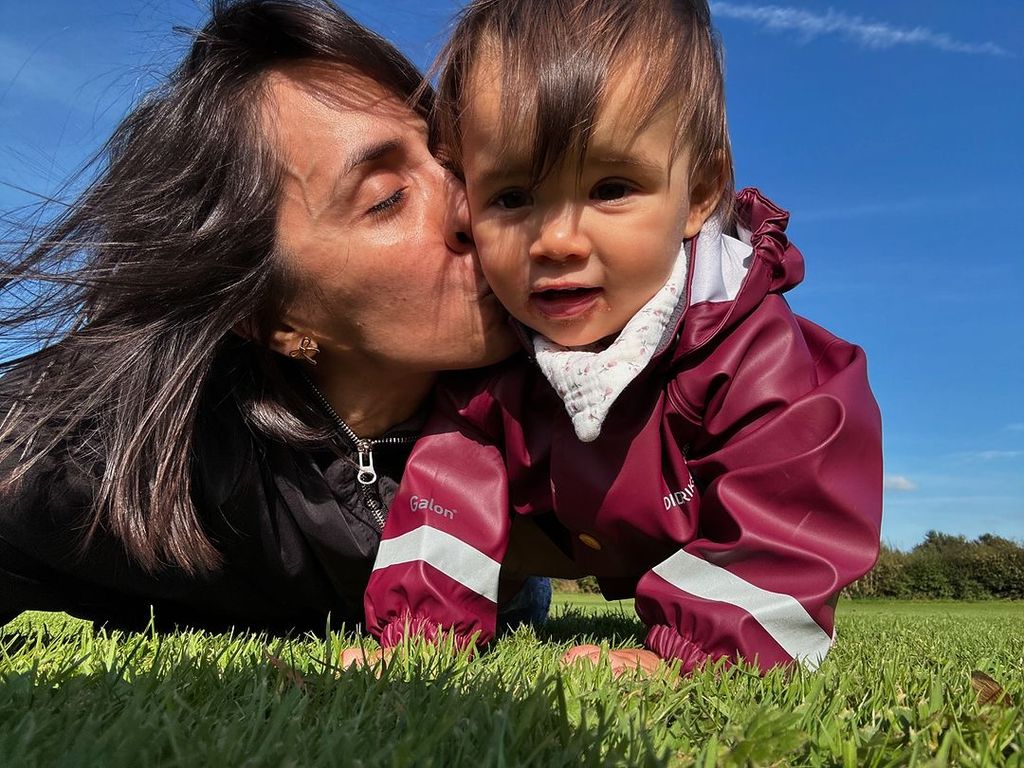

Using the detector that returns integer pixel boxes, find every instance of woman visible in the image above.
[0,0,546,635]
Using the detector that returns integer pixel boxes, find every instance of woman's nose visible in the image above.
[529,208,590,263]
[444,173,475,254]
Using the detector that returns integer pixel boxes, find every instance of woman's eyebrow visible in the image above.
[344,138,403,175]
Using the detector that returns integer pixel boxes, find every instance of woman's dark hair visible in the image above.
[0,0,429,576]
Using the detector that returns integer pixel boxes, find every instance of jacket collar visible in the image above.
[668,188,803,362]
[510,188,802,437]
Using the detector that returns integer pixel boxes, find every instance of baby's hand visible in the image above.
[339,646,391,671]
[561,644,663,677]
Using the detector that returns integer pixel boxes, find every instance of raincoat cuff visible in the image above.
[378,614,477,651]
[645,624,716,675]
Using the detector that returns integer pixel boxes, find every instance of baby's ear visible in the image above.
[683,154,727,239]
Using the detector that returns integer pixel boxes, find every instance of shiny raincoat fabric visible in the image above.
[365,189,883,674]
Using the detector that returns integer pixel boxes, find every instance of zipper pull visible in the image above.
[356,440,377,485]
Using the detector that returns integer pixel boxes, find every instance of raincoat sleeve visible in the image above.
[635,296,883,674]
[364,384,511,651]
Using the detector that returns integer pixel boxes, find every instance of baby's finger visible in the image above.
[339,647,380,669]
[561,644,602,665]
[608,649,662,677]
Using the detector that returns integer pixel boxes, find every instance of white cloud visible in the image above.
[884,474,918,492]
[1005,423,1024,433]
[710,3,1014,58]
[968,450,1023,461]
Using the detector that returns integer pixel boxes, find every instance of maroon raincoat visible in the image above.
[365,189,883,674]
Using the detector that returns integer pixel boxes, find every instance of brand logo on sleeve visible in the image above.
[410,495,457,519]
[663,478,697,510]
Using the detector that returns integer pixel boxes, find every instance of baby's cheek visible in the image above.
[477,231,529,283]
[486,273,526,317]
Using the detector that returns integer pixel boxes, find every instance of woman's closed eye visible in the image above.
[367,187,407,219]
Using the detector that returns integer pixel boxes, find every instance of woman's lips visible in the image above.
[529,286,603,319]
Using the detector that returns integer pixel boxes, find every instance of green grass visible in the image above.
[2,598,1021,766]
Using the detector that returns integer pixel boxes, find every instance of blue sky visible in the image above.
[1,1,1021,549]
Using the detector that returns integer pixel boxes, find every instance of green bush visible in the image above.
[845,545,908,598]
[848,531,1024,600]
[552,577,602,595]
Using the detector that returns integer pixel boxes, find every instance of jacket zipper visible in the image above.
[304,377,418,530]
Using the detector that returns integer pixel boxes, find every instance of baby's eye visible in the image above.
[493,189,533,210]
[591,180,633,202]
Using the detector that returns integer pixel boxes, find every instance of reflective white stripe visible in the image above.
[374,526,500,603]
[651,549,832,670]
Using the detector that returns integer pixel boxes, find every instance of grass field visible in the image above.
[1,597,1021,766]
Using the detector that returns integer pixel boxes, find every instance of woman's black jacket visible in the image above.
[0,367,417,636]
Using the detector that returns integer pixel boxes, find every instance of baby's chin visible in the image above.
[527,317,627,350]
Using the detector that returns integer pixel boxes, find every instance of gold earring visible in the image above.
[289,336,320,366]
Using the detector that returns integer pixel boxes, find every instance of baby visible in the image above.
[365,0,882,675]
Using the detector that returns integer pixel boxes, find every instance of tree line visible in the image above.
[845,532,1024,600]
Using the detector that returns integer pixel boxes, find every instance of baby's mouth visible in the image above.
[529,286,603,319]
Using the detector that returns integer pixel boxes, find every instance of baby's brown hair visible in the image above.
[434,0,734,217]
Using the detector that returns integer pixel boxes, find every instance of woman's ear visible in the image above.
[265,325,307,358]
[683,155,727,239]
[232,317,305,358]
